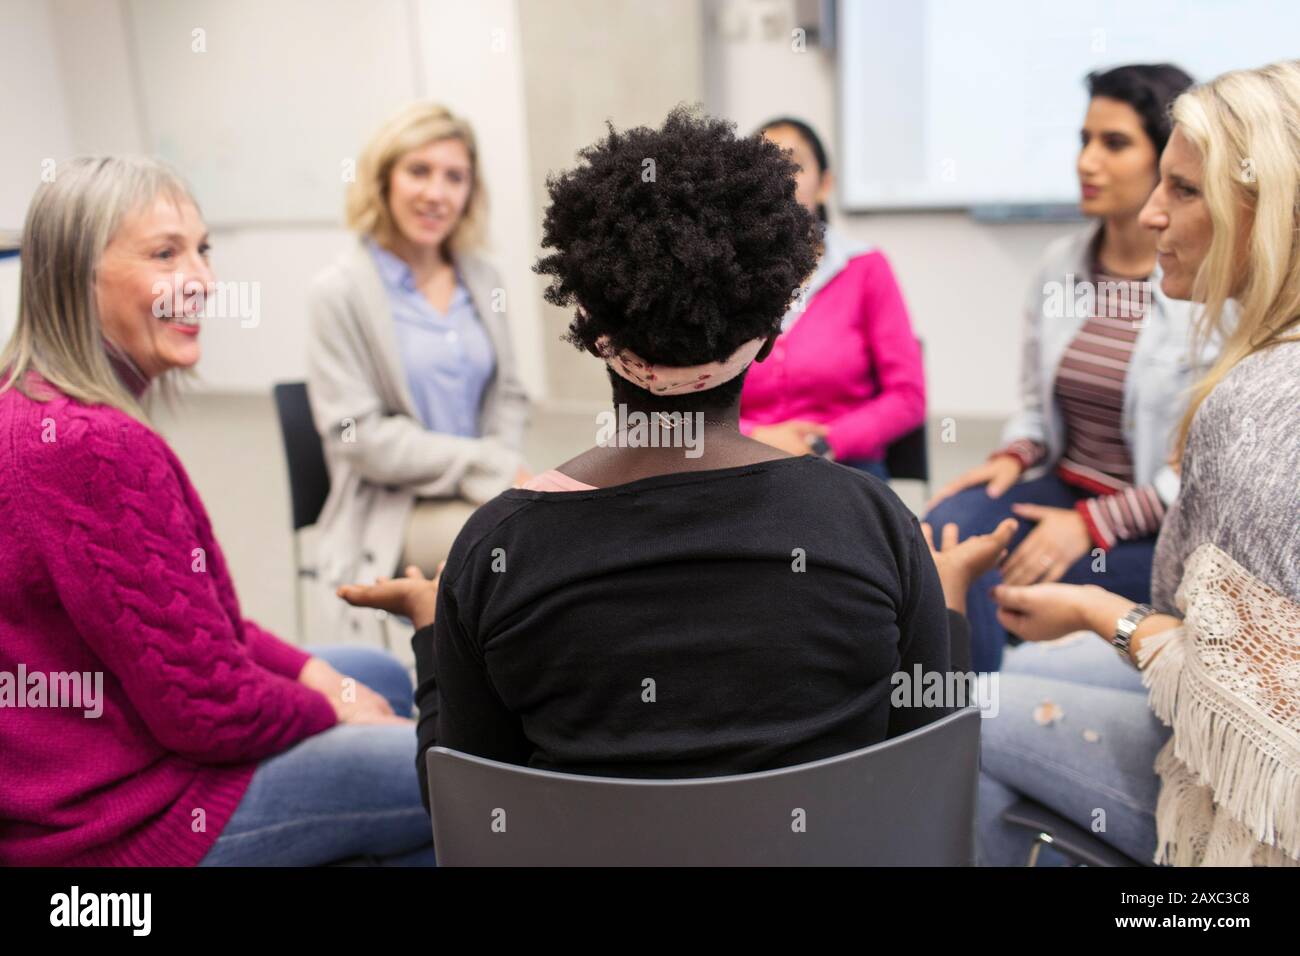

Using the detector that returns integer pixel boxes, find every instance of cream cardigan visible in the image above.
[305,239,530,644]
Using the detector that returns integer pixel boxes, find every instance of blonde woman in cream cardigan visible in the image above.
[979,61,1300,866]
[307,103,531,644]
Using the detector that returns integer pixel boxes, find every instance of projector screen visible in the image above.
[837,0,1300,212]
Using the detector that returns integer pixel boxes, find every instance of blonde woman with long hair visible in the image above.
[307,103,531,644]
[979,61,1300,866]
[0,157,433,866]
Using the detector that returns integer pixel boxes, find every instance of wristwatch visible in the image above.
[807,435,835,460]
[1113,603,1157,663]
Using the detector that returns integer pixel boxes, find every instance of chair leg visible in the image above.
[1026,835,1047,866]
[1026,831,1091,867]
[1005,800,1137,866]
[292,534,305,644]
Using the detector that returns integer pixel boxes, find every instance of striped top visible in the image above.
[994,259,1165,549]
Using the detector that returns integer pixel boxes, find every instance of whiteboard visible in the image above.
[127,0,418,225]
[837,0,1300,211]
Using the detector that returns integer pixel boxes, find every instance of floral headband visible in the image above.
[594,334,767,396]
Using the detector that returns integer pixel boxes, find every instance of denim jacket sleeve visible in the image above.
[999,261,1052,452]
[998,228,1093,464]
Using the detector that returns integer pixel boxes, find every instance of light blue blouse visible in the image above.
[368,240,495,438]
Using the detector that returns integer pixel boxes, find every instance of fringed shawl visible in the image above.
[1139,544,1300,865]
[1144,342,1300,866]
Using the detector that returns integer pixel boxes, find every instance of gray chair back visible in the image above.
[426,706,980,866]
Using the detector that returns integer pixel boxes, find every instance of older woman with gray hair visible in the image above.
[0,156,433,866]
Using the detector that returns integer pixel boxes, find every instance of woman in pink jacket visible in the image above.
[741,118,926,480]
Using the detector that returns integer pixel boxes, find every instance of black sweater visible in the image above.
[412,454,969,809]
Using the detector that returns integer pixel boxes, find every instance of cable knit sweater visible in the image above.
[0,378,337,866]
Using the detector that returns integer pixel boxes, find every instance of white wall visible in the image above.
[0,0,73,234]
[0,0,548,400]
[414,0,545,400]
[0,256,18,345]
[516,0,706,407]
[4,0,1069,419]
[704,0,1067,418]
[0,0,75,344]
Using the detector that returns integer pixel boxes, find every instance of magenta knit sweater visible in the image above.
[0,379,337,866]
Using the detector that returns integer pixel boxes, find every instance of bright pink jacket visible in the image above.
[740,250,925,462]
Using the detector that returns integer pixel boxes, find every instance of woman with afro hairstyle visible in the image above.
[341,106,1013,807]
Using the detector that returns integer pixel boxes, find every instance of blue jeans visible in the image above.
[976,635,1170,866]
[199,645,435,867]
[924,473,1156,670]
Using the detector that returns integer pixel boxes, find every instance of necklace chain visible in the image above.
[652,411,737,431]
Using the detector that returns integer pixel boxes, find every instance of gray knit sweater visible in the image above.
[1151,340,1300,611]
[1140,338,1300,865]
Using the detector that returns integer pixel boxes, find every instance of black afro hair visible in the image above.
[534,104,820,409]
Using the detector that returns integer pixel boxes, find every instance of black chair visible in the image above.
[1002,800,1145,867]
[273,381,398,648]
[884,337,929,490]
[273,383,331,531]
[885,422,929,487]
[272,382,331,642]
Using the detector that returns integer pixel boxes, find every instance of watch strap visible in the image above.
[807,435,834,460]
[1113,602,1157,662]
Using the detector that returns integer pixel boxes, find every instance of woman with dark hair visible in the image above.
[739,118,925,481]
[924,63,1212,672]
[339,106,1013,806]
